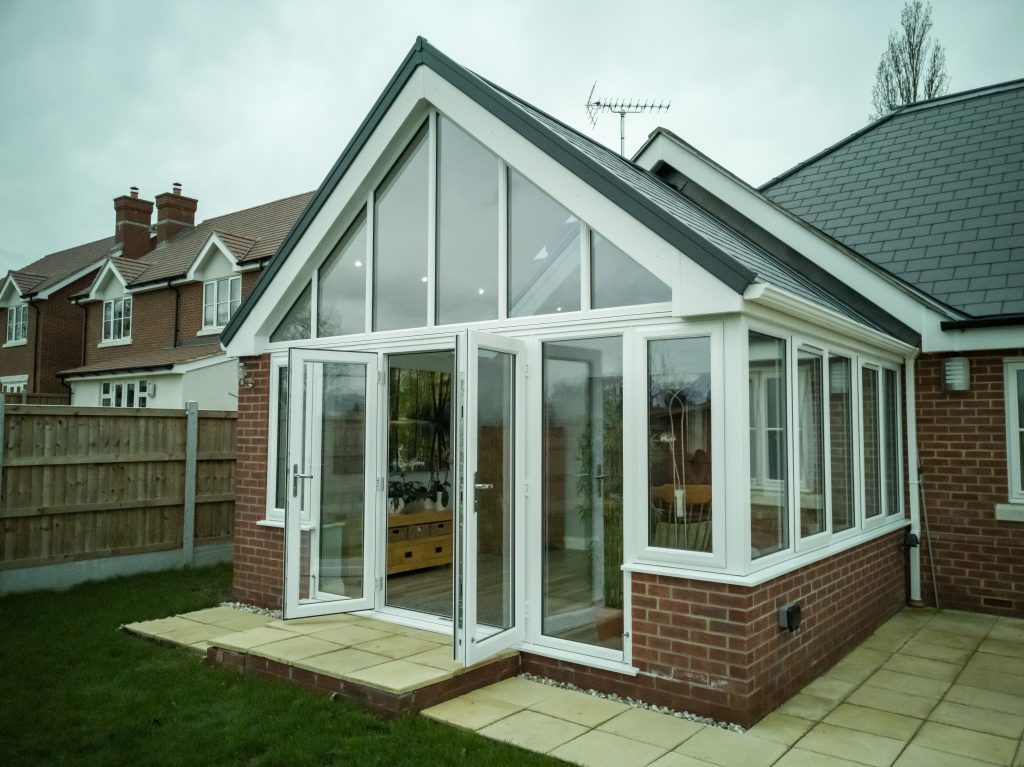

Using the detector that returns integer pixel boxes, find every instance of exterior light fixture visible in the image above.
[943,357,970,391]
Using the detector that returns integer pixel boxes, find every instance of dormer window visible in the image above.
[203,275,241,329]
[102,296,132,342]
[6,304,27,343]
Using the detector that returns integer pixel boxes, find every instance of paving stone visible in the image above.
[845,685,937,719]
[894,744,1000,767]
[800,676,859,701]
[422,695,521,731]
[943,684,1024,716]
[478,710,588,753]
[251,635,339,663]
[929,700,1024,739]
[674,726,787,767]
[308,623,392,647]
[343,659,450,693]
[957,666,1024,697]
[898,640,972,665]
[774,749,867,767]
[823,703,922,741]
[549,729,667,767]
[529,686,631,728]
[745,712,814,747]
[965,651,1024,677]
[824,660,879,685]
[977,639,1024,659]
[647,754,718,767]
[294,648,389,677]
[350,634,442,659]
[597,707,704,750]
[911,721,1017,766]
[211,626,300,651]
[913,627,982,650]
[463,677,559,708]
[863,669,951,700]
[795,722,905,767]
[881,654,962,682]
[776,693,837,721]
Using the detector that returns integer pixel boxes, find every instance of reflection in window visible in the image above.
[374,125,429,331]
[750,332,788,559]
[437,118,499,325]
[829,355,855,532]
[508,170,581,317]
[884,368,900,516]
[275,366,288,510]
[862,367,881,518]
[319,212,367,337]
[648,337,712,552]
[592,231,670,309]
[798,351,825,538]
[542,337,623,649]
[271,282,311,342]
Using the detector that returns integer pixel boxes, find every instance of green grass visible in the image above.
[0,565,562,766]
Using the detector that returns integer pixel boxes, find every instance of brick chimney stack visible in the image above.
[154,182,198,244]
[113,186,155,260]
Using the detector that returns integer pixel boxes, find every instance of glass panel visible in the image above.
[318,212,367,337]
[749,332,788,559]
[114,383,123,407]
[385,351,455,618]
[217,298,230,325]
[829,355,855,532]
[862,368,881,518]
[217,278,230,304]
[436,117,499,325]
[374,126,429,331]
[230,277,241,301]
[648,336,713,552]
[798,351,825,537]
[126,383,136,408]
[883,368,900,515]
[300,361,367,601]
[275,366,289,510]
[508,169,581,317]
[1018,370,1024,491]
[475,348,514,630]
[542,337,623,650]
[591,231,670,309]
[271,282,312,342]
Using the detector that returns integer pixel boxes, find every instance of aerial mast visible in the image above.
[585,82,671,156]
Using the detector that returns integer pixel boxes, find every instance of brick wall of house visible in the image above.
[523,529,907,727]
[177,269,262,341]
[83,288,177,364]
[915,349,1024,616]
[35,273,96,395]
[232,353,283,608]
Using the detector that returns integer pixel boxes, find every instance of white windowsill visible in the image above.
[995,503,1024,522]
[197,326,224,337]
[3,339,27,348]
[257,518,316,531]
[98,338,132,348]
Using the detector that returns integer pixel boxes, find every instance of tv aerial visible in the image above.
[586,82,670,156]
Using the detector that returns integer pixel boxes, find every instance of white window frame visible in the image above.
[203,275,242,331]
[265,354,289,524]
[99,378,150,408]
[1,374,27,394]
[1006,359,1024,504]
[101,296,132,344]
[6,303,27,345]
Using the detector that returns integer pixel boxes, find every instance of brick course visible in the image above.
[914,349,1024,616]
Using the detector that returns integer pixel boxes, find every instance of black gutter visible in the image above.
[941,314,1024,331]
[222,37,759,346]
[59,362,177,381]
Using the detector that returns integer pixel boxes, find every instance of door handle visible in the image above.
[474,483,494,490]
[292,463,314,497]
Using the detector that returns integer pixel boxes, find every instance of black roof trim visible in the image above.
[760,77,1024,192]
[940,314,1024,331]
[223,37,760,346]
[58,362,176,380]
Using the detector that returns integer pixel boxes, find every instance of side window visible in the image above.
[1007,361,1024,503]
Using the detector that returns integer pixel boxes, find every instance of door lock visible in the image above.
[474,483,494,490]
[292,463,314,497]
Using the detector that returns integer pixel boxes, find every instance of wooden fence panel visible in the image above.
[0,405,236,570]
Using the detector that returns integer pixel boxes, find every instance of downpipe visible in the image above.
[904,357,924,607]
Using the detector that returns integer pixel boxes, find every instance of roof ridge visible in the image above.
[760,77,1024,192]
[202,190,315,226]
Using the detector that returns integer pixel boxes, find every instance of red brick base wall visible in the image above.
[525,530,907,727]
[915,350,1024,617]
[232,354,283,608]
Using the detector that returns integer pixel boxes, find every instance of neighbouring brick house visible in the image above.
[0,237,112,401]
[53,186,314,409]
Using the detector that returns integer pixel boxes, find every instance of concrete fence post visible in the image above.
[183,401,199,567]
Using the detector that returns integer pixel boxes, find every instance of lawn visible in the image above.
[0,565,562,766]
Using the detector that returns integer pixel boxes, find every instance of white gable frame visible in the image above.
[185,233,245,283]
[0,276,24,309]
[84,260,129,302]
[224,67,740,359]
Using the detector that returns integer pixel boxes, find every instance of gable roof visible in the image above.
[5,236,115,299]
[122,191,314,287]
[223,37,914,346]
[762,79,1024,318]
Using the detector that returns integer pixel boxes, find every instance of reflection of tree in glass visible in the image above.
[387,366,452,505]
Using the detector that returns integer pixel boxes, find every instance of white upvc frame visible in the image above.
[1003,358,1024,504]
[1,374,27,394]
[5,303,27,345]
[101,296,132,343]
[99,378,151,408]
[264,353,289,524]
[629,321,727,571]
[202,274,242,331]
[794,343,830,553]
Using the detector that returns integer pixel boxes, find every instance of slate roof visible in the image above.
[59,343,223,378]
[121,192,314,286]
[761,80,1024,318]
[224,37,915,346]
[6,236,115,297]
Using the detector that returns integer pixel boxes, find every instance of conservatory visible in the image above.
[222,39,917,721]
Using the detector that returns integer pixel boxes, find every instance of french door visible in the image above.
[283,348,379,618]
[455,331,527,665]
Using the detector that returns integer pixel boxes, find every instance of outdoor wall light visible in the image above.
[943,357,970,391]
[778,602,801,633]
[237,361,254,388]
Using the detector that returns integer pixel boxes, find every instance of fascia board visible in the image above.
[85,260,128,301]
[185,233,239,282]
[35,260,106,300]
[744,283,919,358]
[0,277,24,307]
[636,134,956,331]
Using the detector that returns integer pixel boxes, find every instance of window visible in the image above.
[883,368,901,516]
[203,275,241,328]
[749,332,788,559]
[861,367,882,519]
[1,375,27,394]
[271,282,312,342]
[1005,360,1024,503]
[318,213,367,337]
[648,336,713,552]
[6,304,27,343]
[829,355,855,532]
[100,379,150,408]
[798,350,825,538]
[591,231,670,309]
[274,365,289,511]
[102,297,132,342]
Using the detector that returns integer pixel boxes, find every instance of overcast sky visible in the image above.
[1,0,1021,273]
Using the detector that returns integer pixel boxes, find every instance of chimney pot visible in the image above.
[130,186,139,199]
[172,182,182,196]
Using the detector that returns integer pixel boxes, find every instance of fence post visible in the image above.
[183,401,199,567]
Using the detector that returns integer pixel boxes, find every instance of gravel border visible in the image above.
[219,601,282,619]
[518,672,745,733]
